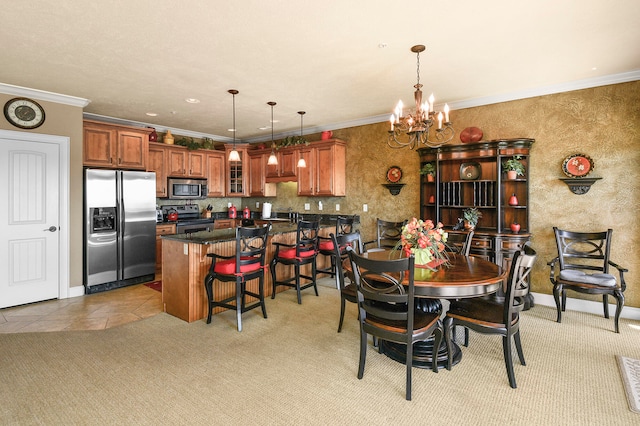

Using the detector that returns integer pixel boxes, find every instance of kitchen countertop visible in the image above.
[160,223,332,245]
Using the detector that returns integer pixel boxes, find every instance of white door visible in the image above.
[0,133,60,308]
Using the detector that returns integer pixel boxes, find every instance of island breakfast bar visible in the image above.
[161,224,332,322]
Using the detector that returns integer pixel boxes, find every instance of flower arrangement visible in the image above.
[393,218,449,269]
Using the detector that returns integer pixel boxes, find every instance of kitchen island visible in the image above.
[161,223,332,322]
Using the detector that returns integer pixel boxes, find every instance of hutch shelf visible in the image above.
[418,138,535,307]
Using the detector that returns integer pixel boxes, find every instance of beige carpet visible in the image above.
[1,282,640,425]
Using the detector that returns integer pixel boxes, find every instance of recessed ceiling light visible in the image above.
[270,119,280,123]
[185,98,200,104]
[146,112,158,117]
[378,43,388,48]
[258,126,270,130]
[228,128,236,132]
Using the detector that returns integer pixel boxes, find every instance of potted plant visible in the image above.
[420,162,436,182]
[462,207,482,230]
[502,155,526,180]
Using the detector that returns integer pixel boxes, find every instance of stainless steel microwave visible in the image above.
[167,177,207,199]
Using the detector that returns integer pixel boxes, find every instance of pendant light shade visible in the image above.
[228,89,241,162]
[296,111,307,168]
[267,101,278,166]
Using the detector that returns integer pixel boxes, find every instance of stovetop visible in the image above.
[160,204,213,224]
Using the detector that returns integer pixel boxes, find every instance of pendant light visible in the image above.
[296,111,307,168]
[267,101,278,166]
[228,89,241,162]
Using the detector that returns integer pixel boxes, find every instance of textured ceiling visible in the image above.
[1,0,639,142]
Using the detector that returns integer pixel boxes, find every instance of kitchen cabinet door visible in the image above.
[148,145,168,197]
[188,151,206,178]
[116,130,148,170]
[83,124,116,167]
[248,152,276,197]
[167,147,187,176]
[83,120,149,169]
[206,151,225,197]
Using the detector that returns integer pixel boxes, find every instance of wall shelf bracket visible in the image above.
[382,183,406,196]
[559,177,602,195]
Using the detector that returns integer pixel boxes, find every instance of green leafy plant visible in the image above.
[502,155,526,176]
[276,135,309,149]
[462,207,482,227]
[419,162,436,176]
[175,136,201,150]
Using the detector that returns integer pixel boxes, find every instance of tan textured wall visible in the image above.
[245,81,640,308]
[450,82,639,308]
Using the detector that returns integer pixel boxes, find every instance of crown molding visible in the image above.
[0,82,90,107]
[349,70,640,130]
[82,113,234,143]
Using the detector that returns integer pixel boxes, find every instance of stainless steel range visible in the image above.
[161,204,214,234]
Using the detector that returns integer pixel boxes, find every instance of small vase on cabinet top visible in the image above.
[510,222,521,233]
[164,130,174,145]
[509,193,519,206]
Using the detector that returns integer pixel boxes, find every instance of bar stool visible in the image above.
[270,220,320,304]
[318,215,356,278]
[204,224,271,331]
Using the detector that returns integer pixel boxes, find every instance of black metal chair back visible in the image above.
[347,248,443,400]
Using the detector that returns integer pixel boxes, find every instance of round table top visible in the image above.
[360,251,507,299]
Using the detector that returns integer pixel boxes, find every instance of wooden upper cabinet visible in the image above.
[265,147,297,182]
[166,147,187,176]
[148,145,168,197]
[206,151,225,197]
[83,120,149,170]
[225,144,249,197]
[248,151,276,197]
[188,151,206,178]
[297,139,346,197]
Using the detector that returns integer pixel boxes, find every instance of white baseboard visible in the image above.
[532,292,640,321]
[67,286,85,299]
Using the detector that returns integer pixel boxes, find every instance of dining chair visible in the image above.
[317,215,357,278]
[444,244,536,388]
[270,220,320,304]
[363,218,407,252]
[329,231,363,332]
[347,248,444,401]
[203,224,271,331]
[548,227,627,333]
[444,230,474,256]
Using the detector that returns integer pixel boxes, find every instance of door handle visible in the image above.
[44,226,57,232]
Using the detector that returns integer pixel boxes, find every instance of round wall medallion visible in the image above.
[4,97,46,129]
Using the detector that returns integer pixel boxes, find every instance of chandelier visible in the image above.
[388,45,454,149]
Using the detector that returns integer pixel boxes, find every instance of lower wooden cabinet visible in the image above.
[156,223,176,274]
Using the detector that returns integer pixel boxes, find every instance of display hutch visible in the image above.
[418,138,534,271]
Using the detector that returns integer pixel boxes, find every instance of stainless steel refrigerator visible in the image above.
[84,169,156,294]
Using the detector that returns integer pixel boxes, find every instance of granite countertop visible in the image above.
[161,223,332,245]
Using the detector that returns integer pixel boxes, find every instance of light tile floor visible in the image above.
[0,281,162,333]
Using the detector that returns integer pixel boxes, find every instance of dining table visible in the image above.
[354,250,508,369]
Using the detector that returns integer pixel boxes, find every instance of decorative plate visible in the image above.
[386,166,403,183]
[562,154,594,178]
[460,162,481,180]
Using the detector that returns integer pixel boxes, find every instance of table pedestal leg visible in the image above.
[379,298,462,370]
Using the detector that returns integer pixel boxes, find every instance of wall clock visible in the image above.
[4,97,46,129]
[386,166,403,183]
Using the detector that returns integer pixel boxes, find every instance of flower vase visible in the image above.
[413,249,445,270]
